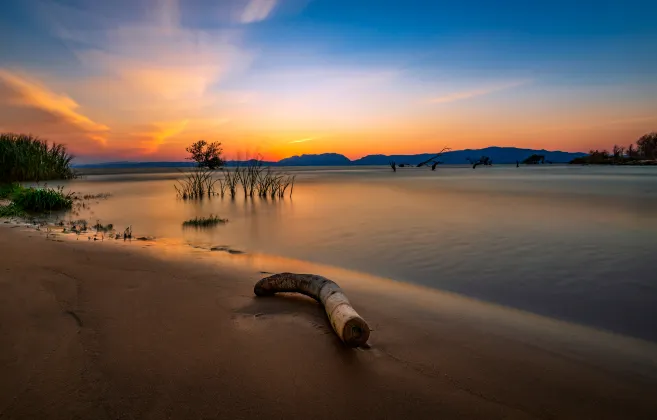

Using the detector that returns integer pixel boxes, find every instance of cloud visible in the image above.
[240,0,277,23]
[429,80,530,104]
[37,0,254,153]
[131,120,190,154]
[0,69,109,144]
[288,137,315,144]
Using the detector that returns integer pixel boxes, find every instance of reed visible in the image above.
[0,133,76,183]
[173,157,296,200]
[174,167,217,199]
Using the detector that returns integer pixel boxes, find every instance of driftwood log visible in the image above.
[254,273,370,347]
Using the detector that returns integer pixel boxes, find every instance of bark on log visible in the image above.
[254,273,370,347]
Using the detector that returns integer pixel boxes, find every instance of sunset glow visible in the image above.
[1,0,656,162]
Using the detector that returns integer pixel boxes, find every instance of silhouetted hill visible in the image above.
[352,147,586,165]
[277,153,352,166]
[74,147,585,168]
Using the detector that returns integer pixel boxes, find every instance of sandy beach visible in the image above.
[1,224,657,419]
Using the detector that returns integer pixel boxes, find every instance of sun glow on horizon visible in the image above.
[0,0,655,163]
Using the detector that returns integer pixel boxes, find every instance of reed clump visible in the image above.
[182,215,227,228]
[174,141,296,200]
[175,167,218,199]
[0,133,76,183]
[3,184,74,213]
[222,161,296,199]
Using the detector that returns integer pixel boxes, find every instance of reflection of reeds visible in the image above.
[182,214,227,228]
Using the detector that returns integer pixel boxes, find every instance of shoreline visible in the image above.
[1,223,657,418]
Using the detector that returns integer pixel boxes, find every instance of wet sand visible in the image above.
[1,224,656,419]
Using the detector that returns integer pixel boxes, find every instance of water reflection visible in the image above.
[61,165,657,341]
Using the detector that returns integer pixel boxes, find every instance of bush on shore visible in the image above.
[0,133,75,183]
[0,184,73,214]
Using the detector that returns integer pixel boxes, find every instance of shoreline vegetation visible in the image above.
[569,132,657,165]
[0,133,77,218]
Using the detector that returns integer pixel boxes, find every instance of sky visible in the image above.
[0,0,656,162]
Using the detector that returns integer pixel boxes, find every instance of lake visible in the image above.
[58,165,657,341]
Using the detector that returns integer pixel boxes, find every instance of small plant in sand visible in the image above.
[182,215,227,228]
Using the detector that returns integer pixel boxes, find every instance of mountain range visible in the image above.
[74,147,586,168]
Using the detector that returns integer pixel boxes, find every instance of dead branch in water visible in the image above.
[417,147,451,167]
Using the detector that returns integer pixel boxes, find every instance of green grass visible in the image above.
[0,203,26,218]
[2,185,74,213]
[182,215,227,228]
[0,182,20,199]
[0,133,76,183]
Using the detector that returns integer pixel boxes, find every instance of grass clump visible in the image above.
[0,133,76,183]
[0,182,20,199]
[182,215,227,228]
[0,203,26,217]
[7,185,74,213]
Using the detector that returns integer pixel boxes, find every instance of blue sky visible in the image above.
[0,0,655,161]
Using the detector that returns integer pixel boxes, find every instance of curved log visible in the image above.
[254,273,370,347]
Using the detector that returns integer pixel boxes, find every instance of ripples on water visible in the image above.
[60,165,657,341]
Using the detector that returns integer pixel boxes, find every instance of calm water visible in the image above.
[59,165,657,341]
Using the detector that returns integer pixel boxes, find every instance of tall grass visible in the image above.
[175,159,296,200]
[0,133,75,183]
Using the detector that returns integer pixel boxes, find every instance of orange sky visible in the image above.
[1,0,656,162]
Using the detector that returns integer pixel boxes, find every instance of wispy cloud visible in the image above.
[132,119,189,153]
[288,137,315,144]
[429,80,530,104]
[240,0,277,23]
[0,69,109,143]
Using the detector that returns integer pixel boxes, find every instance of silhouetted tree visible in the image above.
[627,143,637,158]
[389,161,397,172]
[637,132,657,159]
[467,156,492,169]
[186,140,224,169]
[612,145,625,159]
[522,154,545,164]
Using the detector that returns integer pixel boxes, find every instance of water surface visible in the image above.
[60,165,657,341]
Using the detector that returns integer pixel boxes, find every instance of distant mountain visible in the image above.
[277,153,352,166]
[74,147,586,168]
[353,147,586,165]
